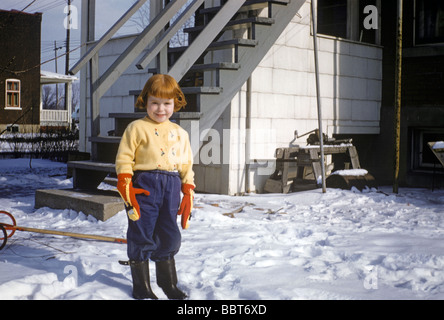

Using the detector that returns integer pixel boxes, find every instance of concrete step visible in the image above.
[35,188,124,221]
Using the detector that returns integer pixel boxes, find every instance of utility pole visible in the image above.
[54,41,63,109]
[65,0,71,111]
[393,0,403,193]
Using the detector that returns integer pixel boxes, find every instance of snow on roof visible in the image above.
[41,70,78,84]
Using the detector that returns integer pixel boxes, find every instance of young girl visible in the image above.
[115,74,195,300]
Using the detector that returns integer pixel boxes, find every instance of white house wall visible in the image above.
[224,1,382,194]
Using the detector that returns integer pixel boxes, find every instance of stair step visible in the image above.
[88,136,121,162]
[182,86,222,94]
[109,111,201,121]
[184,17,275,36]
[148,63,239,87]
[169,39,257,64]
[110,111,202,120]
[68,160,115,190]
[243,0,290,9]
[151,62,240,74]
[68,160,115,172]
[169,38,258,54]
[128,87,221,96]
[200,0,289,17]
[89,136,121,144]
[109,111,202,136]
[190,62,240,71]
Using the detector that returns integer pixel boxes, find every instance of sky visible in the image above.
[1,0,143,76]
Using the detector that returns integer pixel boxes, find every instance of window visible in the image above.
[415,0,444,45]
[411,128,444,170]
[317,0,348,38]
[317,0,380,45]
[5,79,21,109]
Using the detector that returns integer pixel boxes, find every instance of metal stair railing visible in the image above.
[167,0,246,81]
[135,0,207,70]
[68,0,149,76]
[89,0,192,101]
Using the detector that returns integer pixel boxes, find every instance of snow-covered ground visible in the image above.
[1,158,444,300]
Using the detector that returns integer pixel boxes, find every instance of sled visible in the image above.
[0,210,126,250]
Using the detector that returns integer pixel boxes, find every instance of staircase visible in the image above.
[66,0,305,195]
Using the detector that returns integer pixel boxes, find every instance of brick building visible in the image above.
[0,10,42,134]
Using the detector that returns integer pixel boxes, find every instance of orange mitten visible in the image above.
[177,184,194,229]
[117,173,150,221]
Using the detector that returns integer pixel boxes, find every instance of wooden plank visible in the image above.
[348,146,361,169]
[281,148,290,192]
[309,149,322,183]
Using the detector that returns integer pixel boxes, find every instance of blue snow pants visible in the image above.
[127,170,182,262]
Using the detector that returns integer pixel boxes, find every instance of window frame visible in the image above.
[414,0,444,46]
[5,79,21,110]
[316,0,381,45]
[410,127,444,171]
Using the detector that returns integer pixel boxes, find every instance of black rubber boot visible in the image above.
[156,258,187,300]
[129,260,158,300]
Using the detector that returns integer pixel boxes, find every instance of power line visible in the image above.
[1,0,30,11]
[21,0,38,11]
[25,0,69,12]
[1,0,68,13]
[2,43,85,75]
[2,0,74,13]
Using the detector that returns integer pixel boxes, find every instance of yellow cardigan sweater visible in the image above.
[115,116,195,186]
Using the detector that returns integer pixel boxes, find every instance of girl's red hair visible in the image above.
[135,74,187,112]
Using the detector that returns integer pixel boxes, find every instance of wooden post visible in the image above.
[393,0,403,193]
